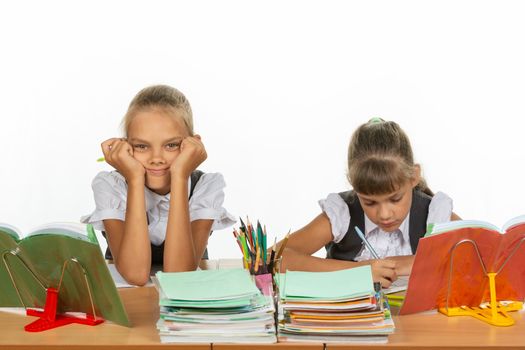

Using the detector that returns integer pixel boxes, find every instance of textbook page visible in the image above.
[26,222,93,242]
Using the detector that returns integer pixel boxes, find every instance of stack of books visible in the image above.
[277,265,394,343]
[154,268,277,344]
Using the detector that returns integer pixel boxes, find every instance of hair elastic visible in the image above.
[369,117,384,124]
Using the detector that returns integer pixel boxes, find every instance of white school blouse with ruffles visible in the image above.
[319,191,453,261]
[81,171,236,245]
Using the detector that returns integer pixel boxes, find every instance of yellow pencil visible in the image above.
[254,247,261,273]
[389,300,403,307]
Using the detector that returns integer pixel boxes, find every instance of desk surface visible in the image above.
[1,259,525,349]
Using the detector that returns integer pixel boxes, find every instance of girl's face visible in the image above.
[127,108,190,195]
[356,179,418,233]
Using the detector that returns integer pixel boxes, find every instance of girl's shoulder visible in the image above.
[429,191,453,207]
[428,191,453,224]
[197,171,224,181]
[319,192,351,218]
[192,172,226,192]
[91,171,127,193]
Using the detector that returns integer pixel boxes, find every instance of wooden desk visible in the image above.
[0,287,202,350]
[1,259,525,349]
[0,284,319,350]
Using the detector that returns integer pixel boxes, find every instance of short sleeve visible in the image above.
[80,171,128,231]
[427,191,453,225]
[188,172,236,230]
[318,193,350,243]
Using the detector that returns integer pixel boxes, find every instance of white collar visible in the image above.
[364,213,411,244]
[143,178,193,210]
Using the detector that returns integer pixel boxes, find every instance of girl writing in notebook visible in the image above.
[280,118,460,287]
[82,85,235,285]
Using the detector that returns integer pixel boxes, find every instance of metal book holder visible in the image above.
[2,248,104,332]
[439,238,525,326]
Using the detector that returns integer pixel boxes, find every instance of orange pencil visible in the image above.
[276,230,291,259]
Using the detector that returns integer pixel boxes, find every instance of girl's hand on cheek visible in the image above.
[101,138,145,183]
[170,135,207,180]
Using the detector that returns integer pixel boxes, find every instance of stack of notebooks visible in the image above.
[154,268,277,344]
[277,265,394,343]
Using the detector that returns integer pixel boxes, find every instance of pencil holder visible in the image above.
[254,273,273,296]
[232,217,271,276]
[232,216,290,298]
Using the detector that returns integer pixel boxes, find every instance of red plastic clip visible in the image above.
[24,288,104,332]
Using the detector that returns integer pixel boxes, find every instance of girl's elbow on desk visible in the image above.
[122,273,150,287]
[116,262,151,286]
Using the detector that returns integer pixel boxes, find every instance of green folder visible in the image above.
[280,265,375,301]
[156,268,260,301]
[0,222,130,326]
[159,294,269,309]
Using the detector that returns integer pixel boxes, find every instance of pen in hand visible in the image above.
[354,226,380,259]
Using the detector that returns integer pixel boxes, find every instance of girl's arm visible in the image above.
[163,176,213,271]
[279,213,398,287]
[103,182,150,285]
[164,135,208,271]
[101,138,151,286]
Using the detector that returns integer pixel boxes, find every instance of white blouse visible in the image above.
[80,171,236,245]
[319,191,453,261]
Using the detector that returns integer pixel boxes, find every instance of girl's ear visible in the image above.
[411,164,421,188]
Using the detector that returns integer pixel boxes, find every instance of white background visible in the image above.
[1,0,524,258]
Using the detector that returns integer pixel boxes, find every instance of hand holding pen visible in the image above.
[355,226,397,288]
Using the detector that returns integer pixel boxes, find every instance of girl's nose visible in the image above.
[149,148,166,165]
[377,204,393,220]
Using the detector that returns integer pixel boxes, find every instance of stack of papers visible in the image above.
[155,268,277,344]
[277,266,394,343]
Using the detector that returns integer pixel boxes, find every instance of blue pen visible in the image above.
[354,226,380,259]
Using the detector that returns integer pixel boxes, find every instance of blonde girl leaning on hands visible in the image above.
[82,85,235,286]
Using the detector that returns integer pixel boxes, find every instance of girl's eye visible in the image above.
[391,196,402,203]
[166,143,181,150]
[133,144,148,151]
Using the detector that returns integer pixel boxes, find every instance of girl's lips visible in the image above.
[147,168,168,176]
[380,221,398,229]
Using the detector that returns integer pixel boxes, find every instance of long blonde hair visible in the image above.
[122,85,194,136]
[347,118,433,196]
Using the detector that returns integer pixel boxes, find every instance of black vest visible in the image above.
[102,170,207,264]
[325,189,431,261]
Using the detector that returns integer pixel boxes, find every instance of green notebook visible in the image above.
[280,265,375,301]
[156,268,260,301]
[425,215,525,237]
[0,222,130,326]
